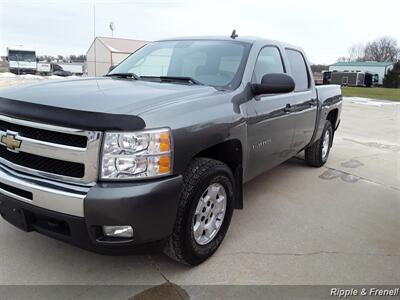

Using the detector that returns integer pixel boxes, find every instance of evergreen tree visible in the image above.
[383,62,400,88]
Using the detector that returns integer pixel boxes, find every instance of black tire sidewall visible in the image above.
[183,164,234,265]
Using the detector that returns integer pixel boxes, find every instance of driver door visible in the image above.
[246,46,297,180]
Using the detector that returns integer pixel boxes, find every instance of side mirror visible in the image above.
[5,56,8,61]
[251,73,295,96]
[108,65,116,72]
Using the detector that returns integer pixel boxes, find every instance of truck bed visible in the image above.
[316,84,342,104]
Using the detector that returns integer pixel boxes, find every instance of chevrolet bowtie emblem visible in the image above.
[1,133,22,151]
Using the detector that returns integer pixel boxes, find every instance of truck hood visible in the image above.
[0,77,217,115]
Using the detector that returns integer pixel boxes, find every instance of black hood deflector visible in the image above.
[0,97,146,131]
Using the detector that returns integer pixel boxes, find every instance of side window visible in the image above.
[253,46,285,83]
[285,49,310,91]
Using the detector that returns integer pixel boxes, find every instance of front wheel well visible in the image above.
[194,139,243,209]
[195,140,242,174]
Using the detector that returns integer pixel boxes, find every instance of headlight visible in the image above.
[100,128,172,180]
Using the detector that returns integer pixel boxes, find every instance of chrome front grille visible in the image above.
[0,119,88,147]
[0,115,102,185]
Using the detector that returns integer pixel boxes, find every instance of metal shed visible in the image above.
[86,37,148,76]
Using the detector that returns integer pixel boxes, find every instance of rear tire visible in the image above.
[305,121,333,167]
[164,158,235,265]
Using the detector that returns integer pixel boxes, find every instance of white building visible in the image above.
[86,37,148,76]
[329,61,394,85]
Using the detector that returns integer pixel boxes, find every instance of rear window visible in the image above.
[285,49,310,91]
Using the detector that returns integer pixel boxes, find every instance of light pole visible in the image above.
[109,22,115,38]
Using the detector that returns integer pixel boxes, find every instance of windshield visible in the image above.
[109,40,251,89]
[8,50,36,62]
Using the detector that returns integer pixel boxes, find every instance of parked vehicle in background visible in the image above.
[37,63,81,76]
[365,72,379,87]
[322,70,332,84]
[0,36,342,265]
[36,62,51,74]
[6,47,37,75]
[57,63,84,75]
[36,62,63,75]
[52,69,73,77]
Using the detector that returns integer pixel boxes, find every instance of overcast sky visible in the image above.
[1,0,399,64]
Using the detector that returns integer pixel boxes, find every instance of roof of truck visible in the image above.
[159,35,259,42]
[157,36,301,50]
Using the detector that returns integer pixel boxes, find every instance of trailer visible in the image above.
[7,47,37,75]
[330,71,365,87]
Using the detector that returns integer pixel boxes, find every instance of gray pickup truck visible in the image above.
[0,36,341,265]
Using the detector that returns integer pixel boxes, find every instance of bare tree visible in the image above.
[336,56,349,62]
[364,36,399,62]
[310,64,329,73]
[348,43,365,61]
[76,55,86,62]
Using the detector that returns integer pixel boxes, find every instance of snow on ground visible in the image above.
[0,72,17,78]
[346,97,400,106]
[0,73,81,89]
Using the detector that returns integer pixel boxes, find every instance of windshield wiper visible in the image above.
[141,76,203,85]
[106,72,140,80]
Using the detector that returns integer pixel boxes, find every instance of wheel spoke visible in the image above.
[205,222,216,239]
[215,196,225,212]
[193,222,203,241]
[195,201,203,215]
[202,194,211,203]
[208,185,220,200]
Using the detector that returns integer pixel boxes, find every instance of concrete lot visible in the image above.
[0,79,399,298]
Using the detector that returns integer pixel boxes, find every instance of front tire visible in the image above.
[164,158,235,265]
[305,120,333,167]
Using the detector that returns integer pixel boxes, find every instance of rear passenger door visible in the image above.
[246,46,297,180]
[284,49,318,151]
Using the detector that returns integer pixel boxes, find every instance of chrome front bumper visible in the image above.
[0,164,88,217]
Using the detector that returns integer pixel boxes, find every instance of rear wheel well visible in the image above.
[194,140,243,209]
[326,109,338,129]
